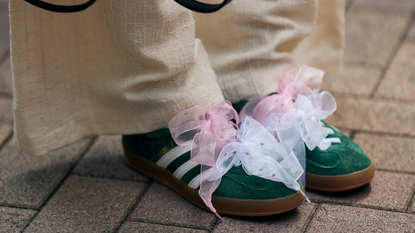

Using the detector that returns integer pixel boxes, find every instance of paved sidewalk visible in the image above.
[1,0,415,232]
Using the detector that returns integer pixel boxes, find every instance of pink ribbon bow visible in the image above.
[168,101,239,220]
[239,65,324,124]
[239,65,336,186]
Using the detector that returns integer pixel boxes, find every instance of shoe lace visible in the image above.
[317,121,341,150]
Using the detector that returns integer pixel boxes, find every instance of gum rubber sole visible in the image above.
[305,163,375,192]
[123,146,305,216]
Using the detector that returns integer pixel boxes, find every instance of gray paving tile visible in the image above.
[212,203,315,233]
[407,22,415,39]
[337,128,352,138]
[0,206,36,233]
[307,204,415,232]
[344,10,410,66]
[118,221,207,233]
[129,182,216,230]
[322,64,382,96]
[346,0,354,10]
[0,57,12,96]
[0,95,12,122]
[0,137,94,209]
[306,171,415,211]
[0,97,13,142]
[0,121,12,144]
[73,136,148,182]
[0,11,9,57]
[326,94,415,136]
[25,175,146,233]
[354,133,415,173]
[0,0,8,13]
[375,41,415,101]
[350,0,415,14]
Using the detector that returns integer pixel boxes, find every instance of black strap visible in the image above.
[24,0,97,13]
[24,0,232,13]
[173,0,232,13]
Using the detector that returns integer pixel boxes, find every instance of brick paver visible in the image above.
[73,136,149,182]
[0,11,9,58]
[212,204,316,233]
[0,99,13,144]
[118,222,208,233]
[0,0,8,13]
[306,171,415,211]
[344,10,410,66]
[1,1,415,232]
[307,204,415,232]
[0,97,13,154]
[0,206,36,233]
[375,41,415,101]
[24,176,146,233]
[337,128,351,138]
[327,94,415,135]
[407,22,415,39]
[0,138,94,209]
[0,97,12,124]
[129,182,216,230]
[346,0,354,9]
[322,64,382,96]
[0,57,12,96]
[354,133,415,173]
[350,0,415,14]
[0,122,12,144]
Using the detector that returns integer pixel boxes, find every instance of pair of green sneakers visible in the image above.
[122,103,374,218]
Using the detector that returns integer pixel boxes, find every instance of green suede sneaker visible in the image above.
[234,99,375,192]
[305,122,375,192]
[122,128,306,217]
[234,65,375,192]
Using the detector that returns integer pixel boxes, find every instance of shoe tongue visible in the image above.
[232,100,249,113]
[145,128,172,140]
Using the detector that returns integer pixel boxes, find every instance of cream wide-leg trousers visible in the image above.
[10,0,345,156]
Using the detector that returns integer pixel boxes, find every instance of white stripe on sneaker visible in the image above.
[173,160,199,180]
[156,144,192,168]
[188,169,211,189]
[156,143,202,190]
[188,174,201,189]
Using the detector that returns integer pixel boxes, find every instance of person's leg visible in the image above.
[10,0,223,156]
[193,0,319,103]
[293,0,345,77]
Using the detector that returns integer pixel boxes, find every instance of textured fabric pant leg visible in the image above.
[194,0,345,103]
[293,0,346,77]
[10,0,224,155]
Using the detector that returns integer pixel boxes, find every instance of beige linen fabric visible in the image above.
[10,0,344,155]
[194,0,345,102]
[10,0,224,155]
[293,0,345,77]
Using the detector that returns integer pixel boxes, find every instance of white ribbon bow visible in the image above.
[263,92,339,182]
[205,117,309,209]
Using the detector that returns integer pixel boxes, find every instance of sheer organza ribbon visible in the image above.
[201,117,309,219]
[168,101,239,220]
[208,116,308,198]
[239,66,338,185]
